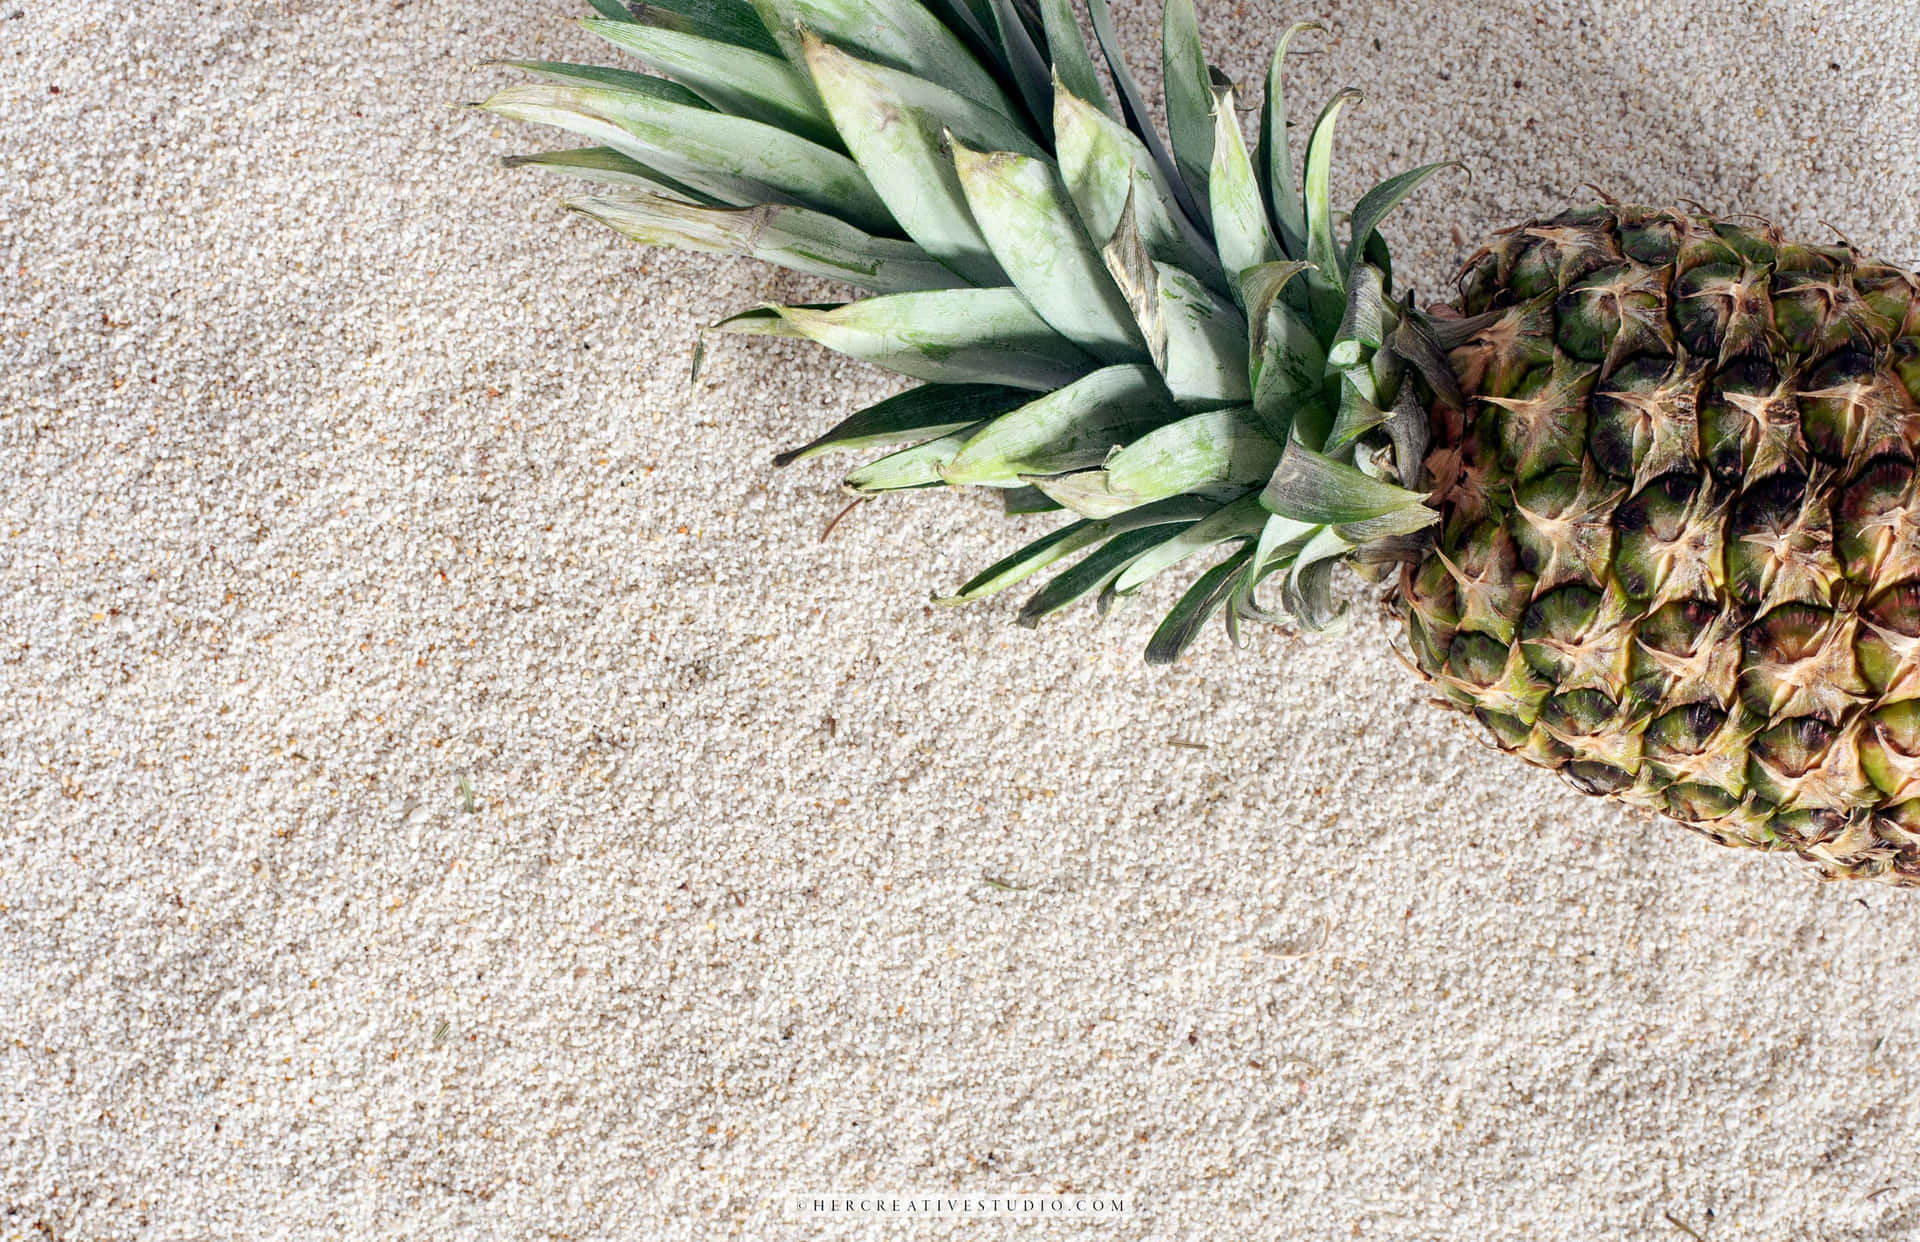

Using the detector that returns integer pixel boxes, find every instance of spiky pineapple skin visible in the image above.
[1402,202,1920,883]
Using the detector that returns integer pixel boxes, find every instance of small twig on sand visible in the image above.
[820,497,867,543]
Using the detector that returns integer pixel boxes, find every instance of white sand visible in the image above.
[6,0,1920,1237]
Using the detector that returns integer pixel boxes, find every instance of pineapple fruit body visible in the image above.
[1409,204,1920,881]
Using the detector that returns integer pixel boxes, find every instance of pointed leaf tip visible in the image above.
[1256,21,1324,258]
[1261,442,1438,531]
[1303,88,1364,285]
[1207,81,1280,294]
[1344,160,1467,278]
[1144,544,1256,664]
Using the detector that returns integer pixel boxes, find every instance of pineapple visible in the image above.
[477,0,1920,883]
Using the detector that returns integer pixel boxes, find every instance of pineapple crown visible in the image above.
[481,0,1468,661]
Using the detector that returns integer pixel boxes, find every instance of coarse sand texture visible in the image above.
[6,2,1920,1239]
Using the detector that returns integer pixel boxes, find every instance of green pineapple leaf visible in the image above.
[1243,259,1323,437]
[1001,485,1064,513]
[1144,542,1256,663]
[1390,305,1469,411]
[1323,372,1388,455]
[938,519,1115,604]
[1160,0,1214,212]
[630,0,784,57]
[493,60,713,107]
[982,0,1054,137]
[1036,0,1109,118]
[501,147,724,204]
[1156,267,1253,410]
[941,363,1174,484]
[1055,86,1226,295]
[1238,511,1317,610]
[583,17,837,148]
[569,193,966,294]
[844,425,986,491]
[919,0,1001,64]
[750,0,1022,123]
[1302,89,1361,281]
[1300,87,1361,335]
[1206,82,1280,297]
[1099,405,1281,511]
[1084,0,1204,231]
[1099,192,1251,410]
[1113,489,1267,594]
[1254,21,1321,259]
[775,383,1032,466]
[478,81,891,232]
[1376,381,1430,485]
[1327,262,1389,369]
[712,289,1095,389]
[1261,442,1436,528]
[950,139,1147,365]
[1279,533,1344,629]
[1017,522,1197,625]
[802,32,1040,285]
[1343,161,1463,280]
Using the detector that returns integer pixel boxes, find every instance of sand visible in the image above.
[6,0,1920,1237]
